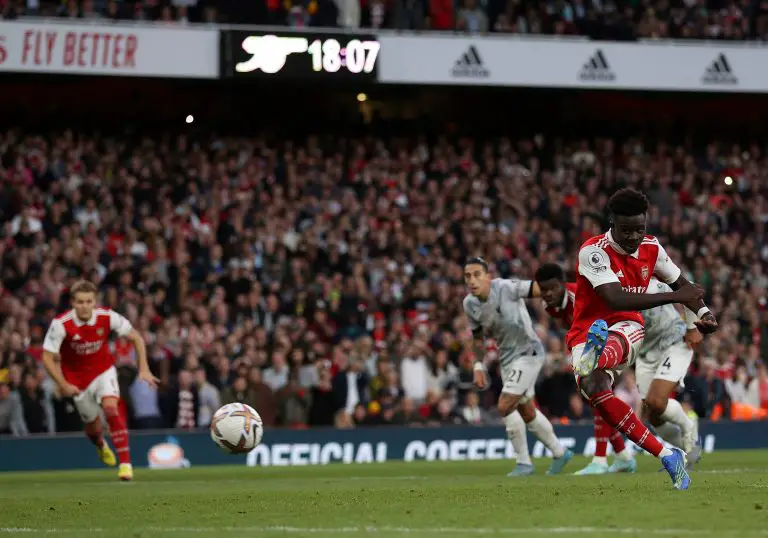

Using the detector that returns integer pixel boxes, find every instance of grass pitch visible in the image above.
[1,450,767,538]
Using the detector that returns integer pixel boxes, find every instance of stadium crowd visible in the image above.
[0,0,764,40]
[1,127,768,436]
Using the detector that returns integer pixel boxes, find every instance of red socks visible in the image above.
[593,415,610,457]
[610,428,627,454]
[104,405,131,464]
[594,414,627,457]
[590,390,664,457]
[596,334,628,370]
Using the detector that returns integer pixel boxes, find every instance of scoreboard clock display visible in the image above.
[222,31,380,81]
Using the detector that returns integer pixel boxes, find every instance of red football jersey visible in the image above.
[43,308,133,389]
[566,231,681,350]
[545,282,577,329]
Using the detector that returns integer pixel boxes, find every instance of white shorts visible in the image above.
[635,340,693,398]
[73,366,120,423]
[499,354,543,403]
[571,320,645,386]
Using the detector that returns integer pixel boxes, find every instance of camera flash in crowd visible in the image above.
[185,115,194,124]
[357,93,367,103]
[724,176,733,186]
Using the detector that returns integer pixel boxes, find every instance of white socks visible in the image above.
[526,409,565,458]
[660,398,693,437]
[505,411,532,466]
[655,422,683,449]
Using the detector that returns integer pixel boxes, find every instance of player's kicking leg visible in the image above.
[102,396,133,481]
[575,320,690,490]
[575,414,636,475]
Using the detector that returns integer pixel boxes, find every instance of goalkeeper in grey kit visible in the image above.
[462,257,573,476]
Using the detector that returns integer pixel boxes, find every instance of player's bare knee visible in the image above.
[644,393,667,417]
[517,400,537,422]
[580,371,612,398]
[497,394,521,417]
[101,398,119,416]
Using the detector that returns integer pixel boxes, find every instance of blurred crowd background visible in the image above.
[2,0,768,40]
[2,118,768,436]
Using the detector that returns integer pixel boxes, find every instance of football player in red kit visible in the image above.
[567,189,717,490]
[535,263,636,475]
[42,280,159,481]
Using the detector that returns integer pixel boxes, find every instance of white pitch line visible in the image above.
[3,527,768,536]
[696,468,768,475]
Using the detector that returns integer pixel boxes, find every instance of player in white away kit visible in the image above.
[637,278,702,464]
[463,257,573,477]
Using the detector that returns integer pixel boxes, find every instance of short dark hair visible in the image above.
[535,263,565,283]
[607,188,649,218]
[464,257,489,272]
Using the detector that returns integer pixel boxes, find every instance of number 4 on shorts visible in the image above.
[662,357,672,370]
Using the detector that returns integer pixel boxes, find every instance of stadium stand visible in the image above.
[0,0,762,40]
[1,77,767,435]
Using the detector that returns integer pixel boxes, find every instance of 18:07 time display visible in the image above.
[307,38,379,74]
[225,32,381,80]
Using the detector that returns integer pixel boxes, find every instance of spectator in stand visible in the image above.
[309,363,336,426]
[456,0,489,32]
[747,361,768,411]
[460,391,496,425]
[247,367,278,427]
[0,372,27,435]
[263,351,289,393]
[276,370,311,427]
[393,397,424,426]
[428,0,454,29]
[169,369,199,429]
[428,397,466,426]
[427,349,458,398]
[195,368,220,427]
[725,360,750,404]
[333,357,369,415]
[400,343,430,404]
[18,370,54,434]
[684,358,727,419]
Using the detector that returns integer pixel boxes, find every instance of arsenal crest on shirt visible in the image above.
[96,328,105,336]
[641,266,649,280]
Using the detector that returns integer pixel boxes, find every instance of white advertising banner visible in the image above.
[0,21,218,78]
[378,35,768,92]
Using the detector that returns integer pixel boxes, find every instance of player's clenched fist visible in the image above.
[695,312,718,335]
